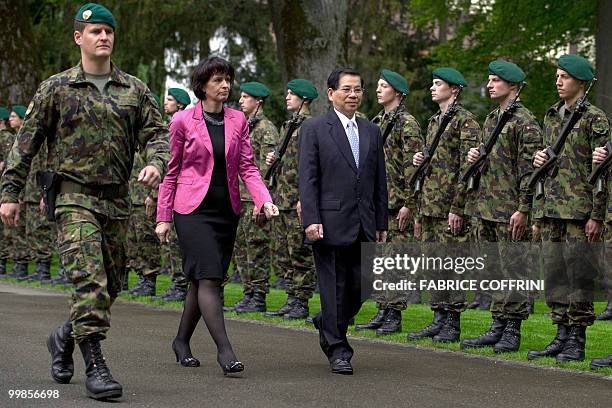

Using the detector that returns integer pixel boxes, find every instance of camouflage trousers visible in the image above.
[0,223,8,260]
[233,202,271,295]
[476,219,532,320]
[421,215,471,313]
[272,210,315,301]
[373,210,416,311]
[603,226,612,301]
[56,205,127,343]
[540,217,597,326]
[4,203,29,264]
[26,202,55,263]
[126,206,160,277]
[163,227,187,289]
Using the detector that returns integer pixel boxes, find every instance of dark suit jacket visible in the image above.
[298,110,388,246]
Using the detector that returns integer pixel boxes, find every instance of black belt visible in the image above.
[60,180,128,199]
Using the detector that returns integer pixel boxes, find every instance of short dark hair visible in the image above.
[74,20,86,32]
[191,57,235,100]
[327,67,363,90]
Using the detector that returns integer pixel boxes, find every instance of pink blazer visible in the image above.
[157,101,272,222]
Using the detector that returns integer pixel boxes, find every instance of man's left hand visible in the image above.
[138,165,161,189]
[397,206,411,232]
[585,219,602,243]
[509,211,527,241]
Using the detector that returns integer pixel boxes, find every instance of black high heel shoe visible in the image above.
[218,358,244,375]
[172,339,200,367]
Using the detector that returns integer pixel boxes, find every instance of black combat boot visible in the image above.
[37,262,51,282]
[0,259,6,275]
[12,262,29,279]
[79,337,122,400]
[407,310,447,340]
[264,296,296,317]
[460,318,507,349]
[376,309,402,336]
[432,311,461,343]
[466,293,482,309]
[236,292,266,313]
[284,298,309,320]
[493,319,522,353]
[476,293,492,310]
[527,324,569,360]
[596,301,612,321]
[527,296,535,315]
[270,277,286,289]
[227,292,252,312]
[46,321,75,384]
[355,308,387,331]
[159,284,187,302]
[129,275,156,296]
[590,355,612,369]
[555,325,586,363]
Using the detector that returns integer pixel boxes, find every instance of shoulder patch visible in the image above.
[25,101,34,116]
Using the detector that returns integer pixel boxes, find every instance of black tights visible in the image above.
[173,279,236,365]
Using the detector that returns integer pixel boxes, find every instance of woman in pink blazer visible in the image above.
[156,57,278,375]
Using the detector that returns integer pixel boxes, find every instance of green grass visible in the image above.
[3,261,612,376]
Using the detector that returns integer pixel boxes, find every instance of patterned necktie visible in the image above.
[346,121,359,167]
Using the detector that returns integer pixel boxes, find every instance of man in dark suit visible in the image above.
[299,68,388,375]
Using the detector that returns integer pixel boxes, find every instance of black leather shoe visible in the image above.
[79,337,123,400]
[433,311,461,343]
[527,324,569,360]
[556,325,586,363]
[265,296,296,317]
[494,319,521,353]
[330,358,353,375]
[227,293,252,312]
[460,318,506,349]
[236,292,266,313]
[129,275,156,296]
[171,339,200,367]
[376,309,402,336]
[355,309,387,331]
[46,321,75,384]
[284,298,309,320]
[407,310,446,340]
[218,354,244,376]
[596,301,612,321]
[590,355,612,369]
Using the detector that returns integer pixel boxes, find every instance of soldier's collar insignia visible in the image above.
[83,10,92,20]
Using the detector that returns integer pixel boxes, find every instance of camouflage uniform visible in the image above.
[0,63,169,342]
[372,106,421,310]
[534,100,609,326]
[271,112,316,301]
[233,112,278,295]
[126,152,160,278]
[467,103,542,320]
[419,105,480,312]
[0,129,18,264]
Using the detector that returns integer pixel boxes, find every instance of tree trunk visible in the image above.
[596,0,612,116]
[0,0,40,106]
[270,0,348,115]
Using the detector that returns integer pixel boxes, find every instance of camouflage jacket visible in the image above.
[466,103,542,222]
[23,142,48,203]
[240,112,279,201]
[372,106,421,211]
[418,105,480,218]
[533,100,609,221]
[129,151,149,206]
[0,63,169,218]
[0,129,14,165]
[272,111,311,210]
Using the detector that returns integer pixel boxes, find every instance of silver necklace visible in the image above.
[202,108,224,126]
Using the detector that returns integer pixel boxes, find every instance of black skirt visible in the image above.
[173,185,239,281]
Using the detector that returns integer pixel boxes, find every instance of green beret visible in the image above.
[432,67,468,87]
[380,69,409,94]
[287,79,318,100]
[488,60,525,83]
[11,105,27,119]
[557,54,594,81]
[168,88,191,106]
[240,82,271,98]
[74,3,116,30]
[0,107,9,120]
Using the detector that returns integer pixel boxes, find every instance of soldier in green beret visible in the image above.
[264,79,318,319]
[461,60,542,352]
[228,81,279,312]
[355,69,421,335]
[528,54,608,363]
[407,68,480,343]
[0,2,169,400]
[164,88,191,117]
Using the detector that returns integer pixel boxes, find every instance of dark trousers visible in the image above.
[312,232,365,363]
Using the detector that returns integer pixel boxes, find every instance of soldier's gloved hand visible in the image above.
[145,196,156,217]
[397,206,411,232]
[155,221,172,244]
[138,165,161,189]
[0,203,20,226]
[265,151,276,166]
[467,147,480,164]
[412,152,424,166]
[533,150,549,168]
[592,146,608,165]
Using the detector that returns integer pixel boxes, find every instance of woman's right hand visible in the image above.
[156,221,172,244]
